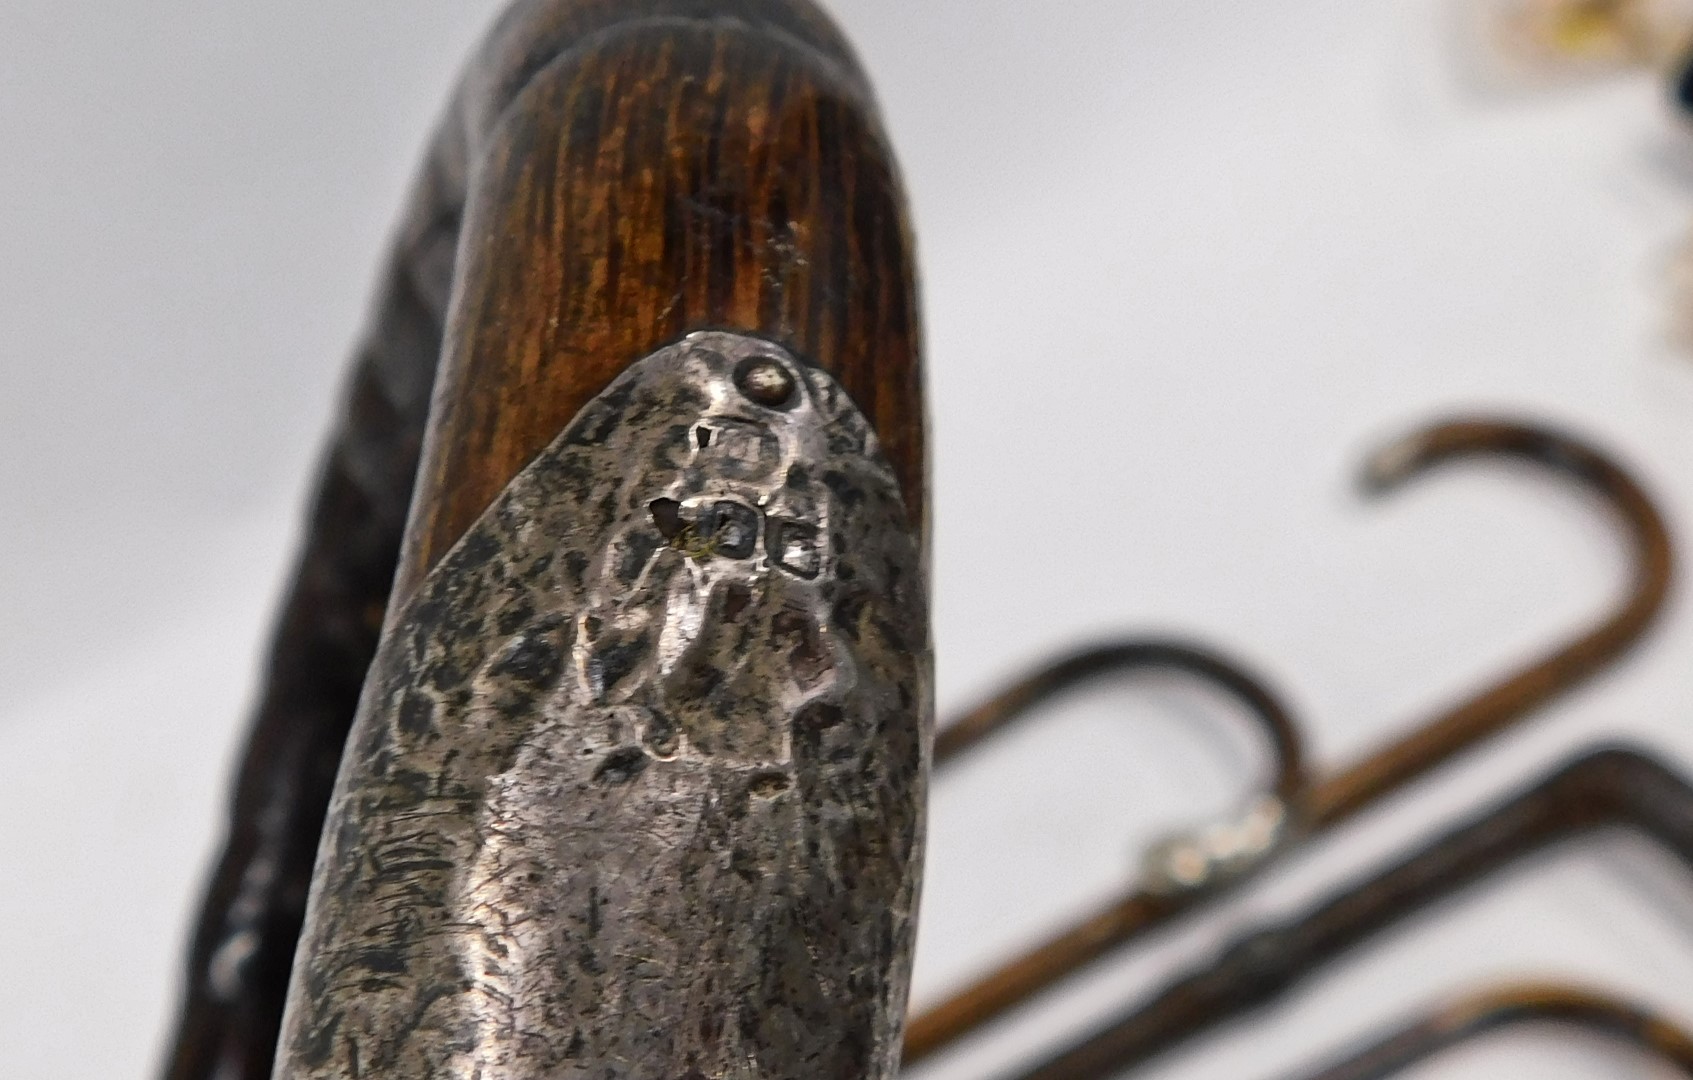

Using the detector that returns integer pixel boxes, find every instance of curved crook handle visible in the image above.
[996,746,1693,1080]
[936,640,1309,893]
[905,641,1302,1059]
[1281,981,1693,1080]
[937,640,1306,788]
[902,416,1673,1066]
[1306,416,1674,826]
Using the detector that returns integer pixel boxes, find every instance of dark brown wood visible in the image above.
[159,5,924,1079]
[393,0,926,603]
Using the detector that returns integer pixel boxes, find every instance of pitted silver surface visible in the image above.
[273,332,930,1080]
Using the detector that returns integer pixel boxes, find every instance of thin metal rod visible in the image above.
[934,639,1307,799]
[996,745,1693,1080]
[903,417,1673,1063]
[1278,982,1693,1080]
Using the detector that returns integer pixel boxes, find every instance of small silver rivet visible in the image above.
[734,356,797,409]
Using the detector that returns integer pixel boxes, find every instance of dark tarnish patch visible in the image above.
[657,578,804,763]
[397,692,436,738]
[488,633,564,690]
[642,710,680,758]
[295,1011,342,1070]
[616,529,663,584]
[582,628,651,702]
[830,1029,874,1080]
[794,700,845,735]
[728,846,764,883]
[455,529,500,570]
[566,379,636,446]
[791,699,854,766]
[821,468,867,510]
[355,945,408,976]
[648,497,685,540]
[495,599,536,636]
[772,609,833,691]
[831,590,871,642]
[577,943,605,976]
[556,551,585,581]
[592,747,649,785]
[653,422,695,468]
[663,647,725,704]
[422,655,469,694]
[720,582,754,623]
[747,771,793,799]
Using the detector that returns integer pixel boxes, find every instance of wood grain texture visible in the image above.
[159,4,924,1079]
[395,0,926,603]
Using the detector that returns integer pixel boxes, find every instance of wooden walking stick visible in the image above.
[1275,982,1693,1080]
[159,3,929,1078]
[998,745,1693,1080]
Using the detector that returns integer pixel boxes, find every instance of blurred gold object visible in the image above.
[1493,0,1693,73]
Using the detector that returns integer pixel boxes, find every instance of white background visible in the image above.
[3,1,1693,1077]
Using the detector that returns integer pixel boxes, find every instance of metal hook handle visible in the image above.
[994,745,1693,1080]
[903,416,1673,1065]
[936,639,1306,788]
[934,639,1309,896]
[1306,416,1673,825]
[1276,982,1693,1080]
